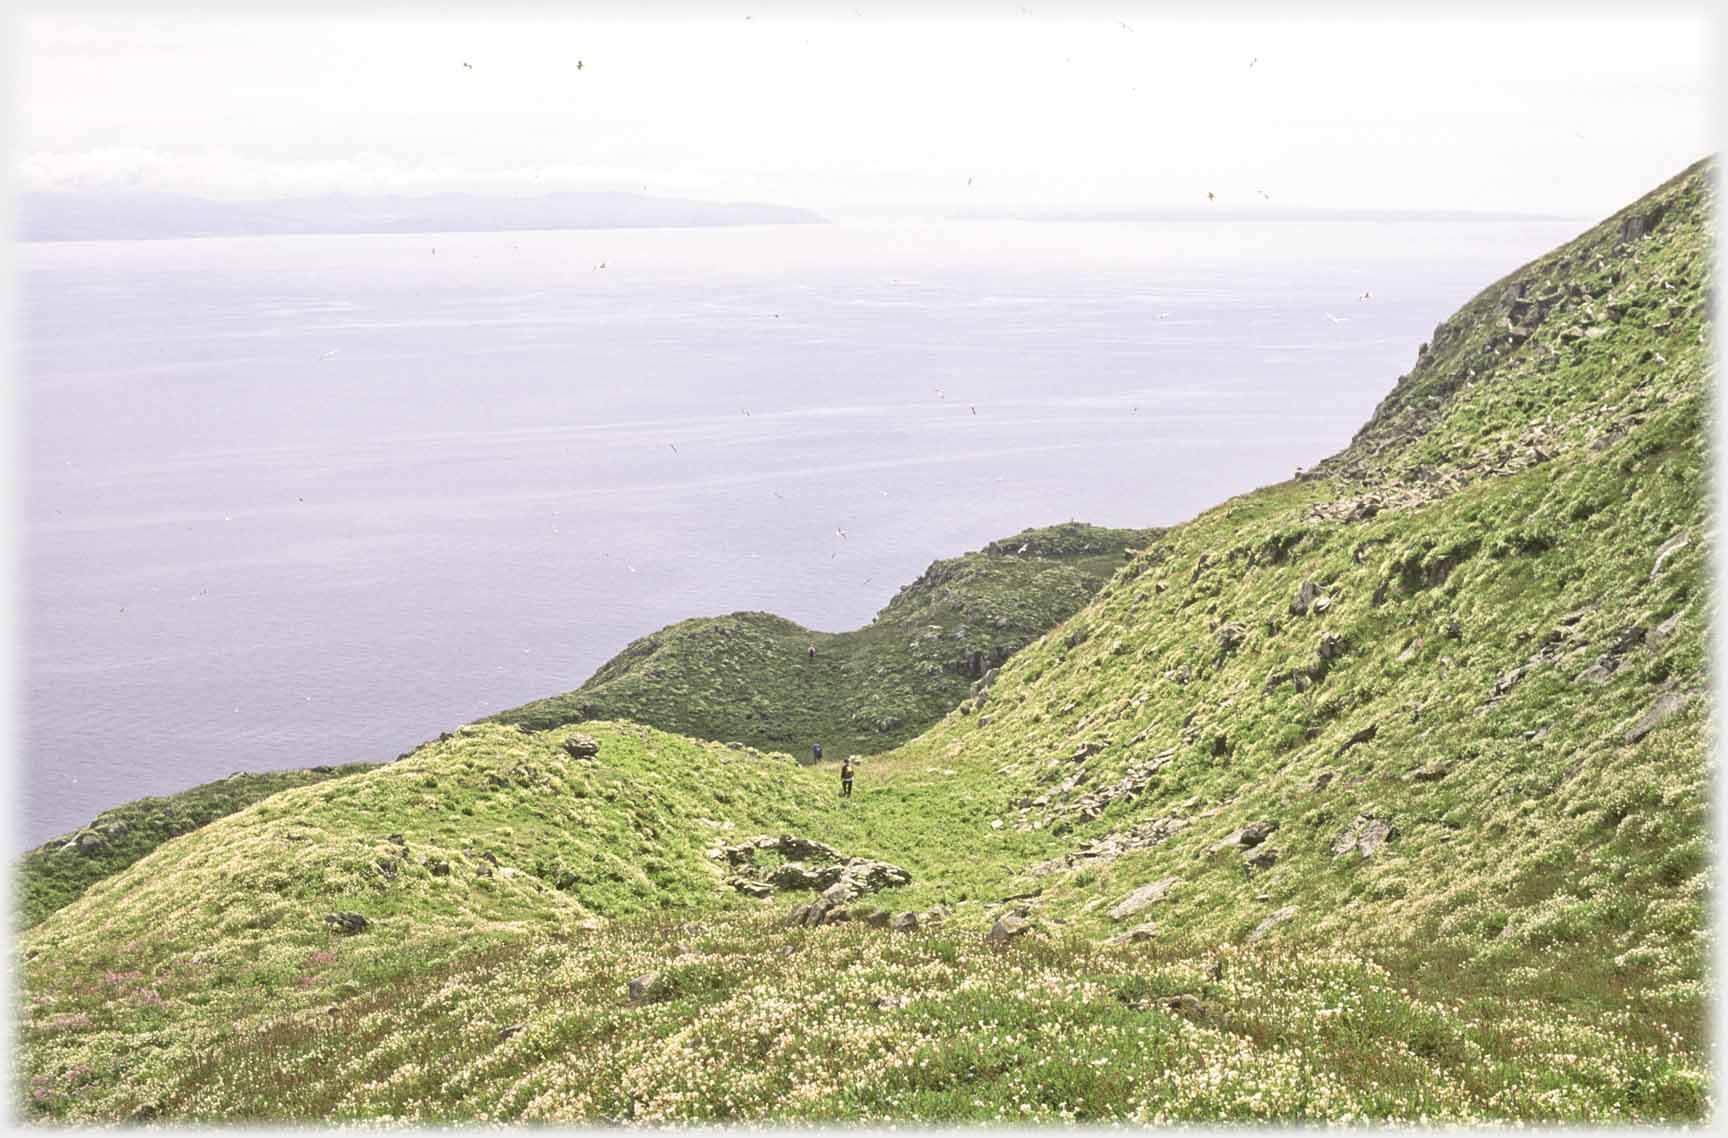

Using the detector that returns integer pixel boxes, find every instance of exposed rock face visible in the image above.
[1290,580,1320,616]
[715,834,910,904]
[1335,723,1379,756]
[985,914,1031,945]
[1331,816,1396,859]
[1108,877,1181,921]
[891,911,920,932]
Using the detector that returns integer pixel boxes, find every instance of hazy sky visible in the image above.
[14,4,1718,219]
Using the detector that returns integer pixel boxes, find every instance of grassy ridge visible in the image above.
[15,762,381,930]
[491,522,1160,756]
[14,159,1713,1123]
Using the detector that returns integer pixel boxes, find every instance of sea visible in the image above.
[18,217,1585,848]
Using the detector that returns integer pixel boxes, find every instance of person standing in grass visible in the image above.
[811,741,823,764]
[840,758,855,798]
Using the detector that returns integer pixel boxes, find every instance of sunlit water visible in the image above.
[20,217,1585,846]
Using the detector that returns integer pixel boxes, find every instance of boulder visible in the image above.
[627,973,662,1004]
[497,1023,526,1041]
[985,914,1032,945]
[860,909,891,928]
[1290,580,1320,617]
[427,859,451,877]
[324,912,369,935]
[1243,846,1279,873]
[1210,821,1278,854]
[562,734,601,759]
[1166,993,1205,1016]
[1106,922,1159,945]
[784,904,815,927]
[1108,877,1181,922]
[1648,611,1683,650]
[891,911,920,932]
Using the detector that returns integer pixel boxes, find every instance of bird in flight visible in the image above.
[1324,312,1348,324]
[668,443,679,454]
[462,62,473,70]
[1156,311,1171,319]
[1207,191,1216,203]
[836,527,848,541]
[319,349,339,359]
[1118,20,1134,32]
[1257,189,1271,200]
[1358,290,1374,301]
[970,405,977,415]
[1249,57,1258,68]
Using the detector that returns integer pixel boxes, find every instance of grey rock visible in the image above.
[1210,821,1278,854]
[784,904,814,927]
[861,909,892,928]
[1291,580,1320,617]
[427,859,451,876]
[1246,906,1297,944]
[1317,632,1345,661]
[1651,532,1691,580]
[627,973,662,1004]
[1576,661,1618,685]
[1648,611,1683,650]
[497,1023,526,1041]
[1243,846,1279,872]
[769,862,826,891]
[1411,763,1452,783]
[1332,816,1396,859]
[891,911,920,932]
[561,734,601,759]
[1106,922,1159,945]
[985,914,1032,945]
[1166,993,1205,1016]
[1108,877,1181,921]
[324,911,369,935]
[1624,689,1695,744]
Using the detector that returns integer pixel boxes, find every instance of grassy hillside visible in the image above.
[491,522,1159,756]
[14,159,1713,1124]
[15,762,381,930]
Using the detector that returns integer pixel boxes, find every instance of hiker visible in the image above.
[840,758,855,798]
[807,644,817,661]
[811,742,823,763]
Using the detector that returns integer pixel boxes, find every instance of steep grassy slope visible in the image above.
[15,160,1713,1124]
[492,522,1158,756]
[16,762,380,930]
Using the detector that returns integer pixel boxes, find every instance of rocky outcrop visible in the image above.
[1026,815,1188,875]
[1108,877,1181,921]
[1331,816,1396,859]
[985,914,1032,945]
[1246,906,1297,944]
[561,734,601,759]
[323,912,369,935]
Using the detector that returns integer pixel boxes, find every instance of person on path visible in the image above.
[811,741,823,764]
[808,644,817,661]
[840,758,855,798]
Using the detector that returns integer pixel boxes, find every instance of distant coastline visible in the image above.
[19,189,827,242]
[948,206,1581,224]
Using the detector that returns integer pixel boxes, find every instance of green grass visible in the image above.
[15,762,382,930]
[13,157,1714,1124]
[490,521,1160,756]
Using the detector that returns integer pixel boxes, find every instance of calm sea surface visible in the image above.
[20,218,1584,847]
